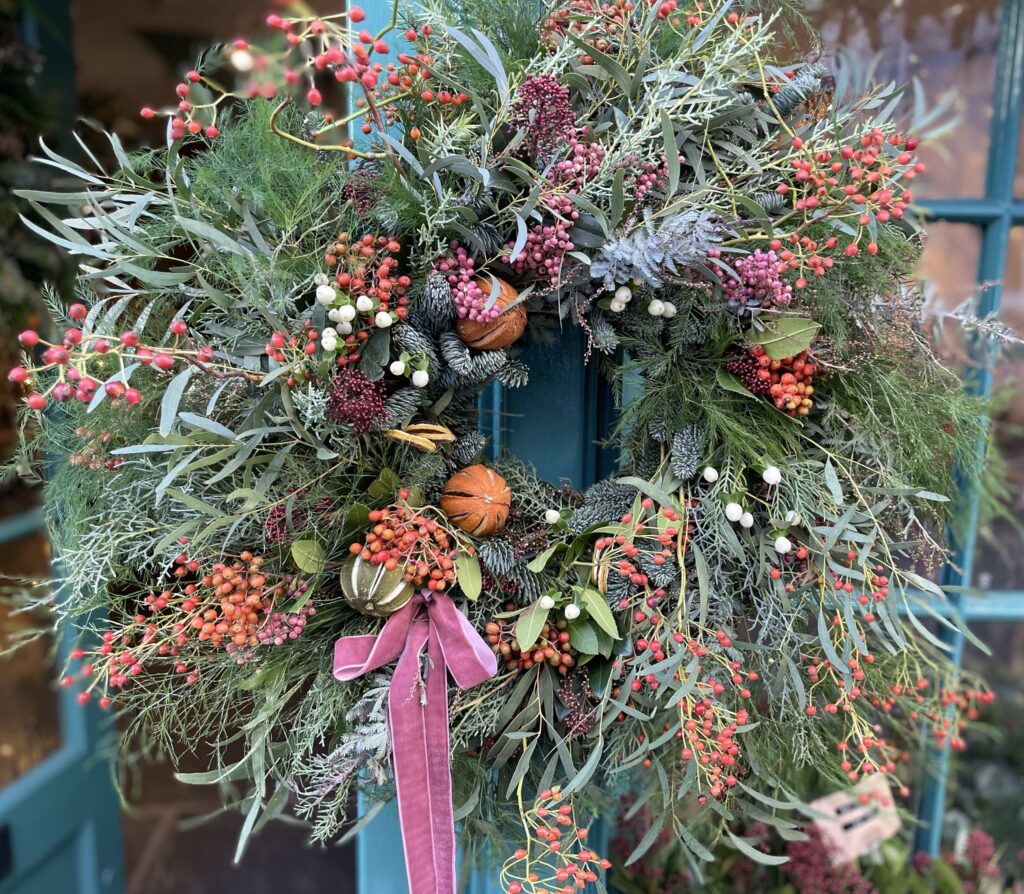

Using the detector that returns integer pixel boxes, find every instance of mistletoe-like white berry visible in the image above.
[774,536,793,554]
[725,502,743,522]
[762,466,782,486]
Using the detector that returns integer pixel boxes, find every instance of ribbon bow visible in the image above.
[334,590,497,894]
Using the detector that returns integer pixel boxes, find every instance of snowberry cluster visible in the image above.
[712,248,794,308]
[501,788,610,894]
[347,494,465,589]
[9,309,228,411]
[485,607,578,673]
[506,194,579,289]
[325,367,388,431]
[435,242,495,322]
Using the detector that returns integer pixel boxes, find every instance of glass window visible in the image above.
[807,0,1001,199]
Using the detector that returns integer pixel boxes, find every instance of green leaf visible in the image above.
[159,367,194,437]
[566,618,600,656]
[454,552,482,601]
[527,541,562,573]
[565,32,631,95]
[823,459,845,506]
[291,539,327,574]
[178,412,239,441]
[175,215,244,255]
[660,109,681,194]
[580,588,619,639]
[747,316,821,360]
[515,600,549,653]
[716,366,759,400]
[726,829,790,866]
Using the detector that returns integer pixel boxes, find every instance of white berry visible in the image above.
[327,308,344,323]
[321,337,338,353]
[539,595,556,611]
[774,536,793,554]
[229,49,254,72]
[725,502,743,522]
[762,466,782,486]
[564,603,581,620]
[389,360,407,376]
[784,510,803,526]
[336,321,353,336]
[739,512,754,529]
[647,299,666,317]
[355,294,373,312]
[374,311,393,329]
[662,301,677,319]
[316,284,337,306]
[544,509,561,525]
[702,467,719,483]
[614,285,632,303]
[609,299,627,314]
[321,326,337,339]
[337,304,357,322]
[411,370,430,388]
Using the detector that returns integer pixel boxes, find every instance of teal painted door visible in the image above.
[0,512,124,894]
[355,331,610,892]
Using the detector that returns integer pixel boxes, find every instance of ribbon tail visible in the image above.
[390,625,458,894]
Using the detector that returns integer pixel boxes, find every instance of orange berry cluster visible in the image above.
[326,233,412,314]
[60,550,305,707]
[485,608,577,674]
[501,788,610,894]
[347,496,462,589]
[727,343,817,416]
[770,128,922,287]
[542,0,639,56]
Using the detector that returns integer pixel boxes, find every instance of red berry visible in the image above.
[26,394,47,410]
[124,388,142,405]
[18,329,40,347]
[186,69,201,82]
[68,302,88,320]
[8,367,28,383]
[307,87,323,106]
[170,319,188,336]
[349,5,366,22]
[204,125,219,139]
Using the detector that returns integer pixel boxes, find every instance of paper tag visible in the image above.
[808,775,902,865]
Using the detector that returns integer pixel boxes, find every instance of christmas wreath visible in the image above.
[6,1,998,892]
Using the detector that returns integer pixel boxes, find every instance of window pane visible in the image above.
[0,527,62,788]
[807,0,1000,199]
[972,228,1024,590]
[957,622,1024,881]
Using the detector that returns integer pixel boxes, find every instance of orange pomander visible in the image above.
[440,465,511,536]
[455,277,527,351]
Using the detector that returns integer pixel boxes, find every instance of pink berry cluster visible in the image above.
[550,130,606,188]
[253,602,315,649]
[8,306,224,411]
[616,153,670,203]
[509,74,577,162]
[325,367,388,431]
[264,495,334,543]
[505,194,579,288]
[712,248,794,308]
[434,242,496,322]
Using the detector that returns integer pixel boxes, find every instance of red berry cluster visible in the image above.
[485,608,578,674]
[68,426,123,471]
[347,494,465,589]
[501,788,610,894]
[725,343,817,417]
[263,319,329,386]
[768,129,922,287]
[9,310,234,411]
[593,497,692,611]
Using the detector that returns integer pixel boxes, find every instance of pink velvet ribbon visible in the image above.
[333,590,497,894]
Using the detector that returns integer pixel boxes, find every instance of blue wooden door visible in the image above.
[0,510,124,894]
[355,330,610,892]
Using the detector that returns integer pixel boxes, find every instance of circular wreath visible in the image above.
[7,1,996,890]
